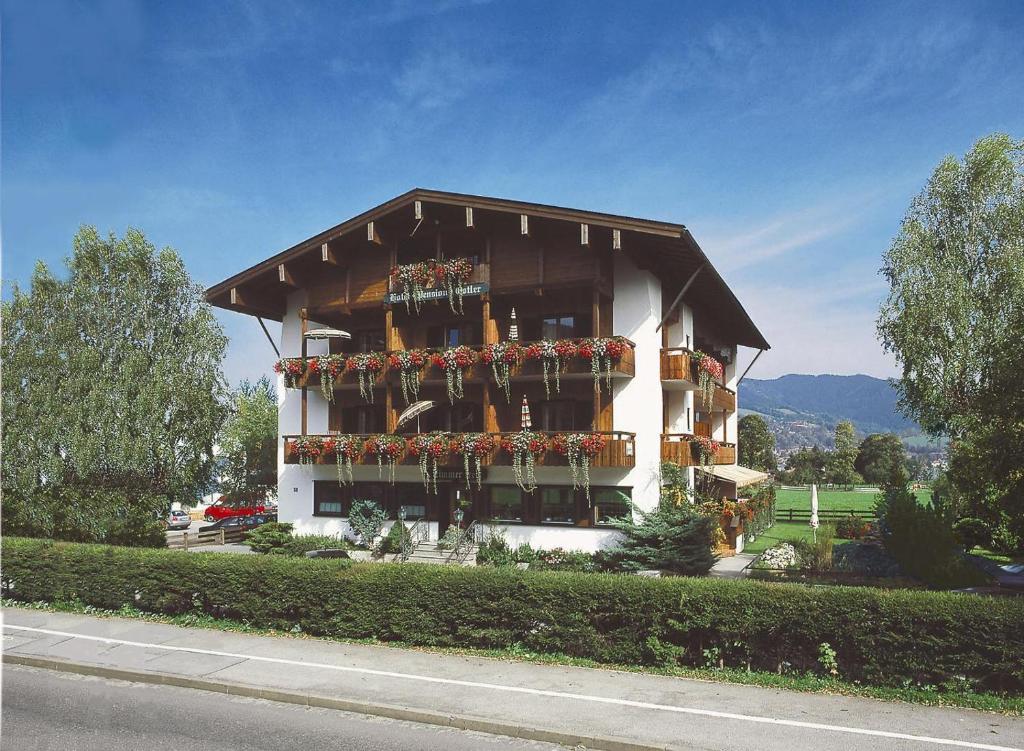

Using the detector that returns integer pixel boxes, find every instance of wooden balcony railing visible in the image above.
[283,339,636,390]
[659,347,736,411]
[283,431,636,470]
[660,433,736,466]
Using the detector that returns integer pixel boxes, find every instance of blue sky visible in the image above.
[4,0,1023,384]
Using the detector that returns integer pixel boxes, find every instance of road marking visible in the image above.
[3,624,1020,751]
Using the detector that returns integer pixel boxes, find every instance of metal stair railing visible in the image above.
[399,518,429,562]
[447,520,479,565]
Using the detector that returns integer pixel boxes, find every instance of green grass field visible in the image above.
[744,487,932,555]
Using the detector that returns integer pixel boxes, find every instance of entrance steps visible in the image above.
[405,542,478,566]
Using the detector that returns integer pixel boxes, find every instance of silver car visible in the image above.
[164,509,192,530]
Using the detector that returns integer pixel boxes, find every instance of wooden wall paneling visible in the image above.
[328,400,342,433]
[386,380,396,432]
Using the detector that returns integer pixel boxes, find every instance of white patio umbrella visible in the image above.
[508,307,518,341]
[809,483,820,542]
[521,395,532,430]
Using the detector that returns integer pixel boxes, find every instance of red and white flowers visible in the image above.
[430,345,475,403]
[694,350,724,410]
[434,257,473,314]
[551,432,607,498]
[345,352,385,404]
[481,341,521,403]
[577,336,628,393]
[690,434,721,468]
[333,434,364,486]
[408,431,453,494]
[387,348,428,405]
[522,339,578,398]
[274,358,305,388]
[307,354,345,402]
[451,433,497,490]
[389,261,433,314]
[293,435,332,465]
[365,434,404,483]
[501,431,547,492]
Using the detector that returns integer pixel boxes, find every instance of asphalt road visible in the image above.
[2,664,562,751]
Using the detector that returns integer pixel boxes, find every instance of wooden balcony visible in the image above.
[283,431,636,470]
[282,339,636,390]
[659,347,736,411]
[660,433,736,466]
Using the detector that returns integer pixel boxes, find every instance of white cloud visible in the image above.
[392,46,505,110]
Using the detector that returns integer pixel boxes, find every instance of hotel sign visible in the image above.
[384,282,489,305]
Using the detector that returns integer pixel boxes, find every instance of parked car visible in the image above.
[203,496,270,522]
[198,514,274,534]
[163,510,192,530]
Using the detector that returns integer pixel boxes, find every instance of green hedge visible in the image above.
[4,537,1022,693]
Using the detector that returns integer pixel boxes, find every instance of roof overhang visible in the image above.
[203,188,769,349]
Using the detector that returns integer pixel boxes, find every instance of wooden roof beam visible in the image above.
[367,221,382,245]
[580,223,590,247]
[321,241,340,266]
[277,263,299,287]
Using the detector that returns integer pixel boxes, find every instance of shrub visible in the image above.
[348,499,387,547]
[953,518,992,551]
[604,502,716,575]
[836,514,870,540]
[4,537,1023,693]
[378,522,411,555]
[877,483,986,588]
[789,524,835,571]
[832,542,902,578]
[245,523,346,557]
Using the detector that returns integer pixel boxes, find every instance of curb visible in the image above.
[3,654,674,751]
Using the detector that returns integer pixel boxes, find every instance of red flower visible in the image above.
[554,340,577,358]
[605,338,626,359]
[523,343,542,360]
[577,342,593,359]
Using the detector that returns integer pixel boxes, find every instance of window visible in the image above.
[538,400,593,432]
[541,315,577,340]
[426,321,482,348]
[419,402,481,433]
[592,487,631,526]
[340,405,384,434]
[313,481,348,517]
[540,487,574,524]
[488,486,523,523]
[390,483,430,520]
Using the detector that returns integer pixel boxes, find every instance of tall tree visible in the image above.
[738,414,777,473]
[1,227,228,544]
[825,420,861,486]
[877,134,1024,552]
[218,378,278,504]
[781,446,827,485]
[855,433,908,485]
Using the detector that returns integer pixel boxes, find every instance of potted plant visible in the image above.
[387,348,428,405]
[693,350,724,410]
[274,357,306,388]
[294,435,332,465]
[409,432,453,494]
[345,352,385,404]
[522,339,577,398]
[451,433,496,490]
[430,345,476,403]
[690,434,720,469]
[433,257,473,314]
[365,434,404,483]
[577,336,628,393]
[333,434,364,485]
[500,431,547,492]
[481,341,520,403]
[307,354,345,402]
[551,432,607,499]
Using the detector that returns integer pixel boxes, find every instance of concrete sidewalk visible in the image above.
[3,607,1022,751]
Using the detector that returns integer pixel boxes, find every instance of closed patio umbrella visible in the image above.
[810,483,820,542]
[521,395,532,430]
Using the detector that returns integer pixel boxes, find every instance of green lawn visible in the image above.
[744,487,932,556]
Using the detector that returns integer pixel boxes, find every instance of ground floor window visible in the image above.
[591,487,631,525]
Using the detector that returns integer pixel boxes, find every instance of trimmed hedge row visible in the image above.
[4,537,1022,692]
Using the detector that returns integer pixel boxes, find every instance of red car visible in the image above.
[203,497,269,522]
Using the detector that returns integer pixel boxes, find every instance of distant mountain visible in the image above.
[740,374,929,454]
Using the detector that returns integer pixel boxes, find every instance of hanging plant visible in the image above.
[551,432,607,499]
[307,354,345,402]
[274,358,306,388]
[430,345,475,403]
[433,257,474,314]
[345,352,385,404]
[577,337,629,393]
[481,341,521,403]
[500,431,548,492]
[452,433,496,490]
[333,434,365,486]
[409,432,452,494]
[365,434,404,483]
[387,349,428,405]
[522,339,577,398]
[294,435,332,465]
[389,261,433,314]
[694,350,724,411]
[691,435,721,470]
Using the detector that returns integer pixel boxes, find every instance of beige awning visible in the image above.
[699,464,769,488]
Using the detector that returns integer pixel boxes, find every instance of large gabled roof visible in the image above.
[205,188,769,350]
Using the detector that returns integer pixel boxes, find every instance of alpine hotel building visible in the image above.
[206,190,769,552]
